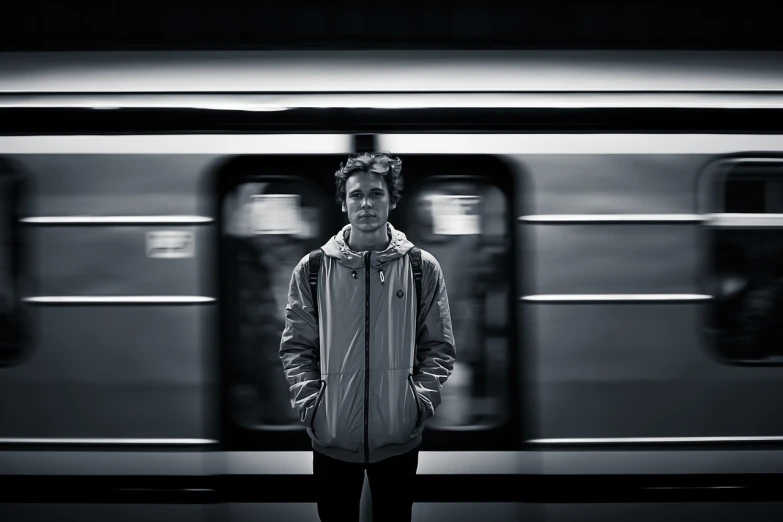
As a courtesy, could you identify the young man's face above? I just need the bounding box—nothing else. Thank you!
[342,171,395,233]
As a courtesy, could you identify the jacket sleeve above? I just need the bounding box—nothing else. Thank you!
[412,251,457,420]
[279,255,322,426]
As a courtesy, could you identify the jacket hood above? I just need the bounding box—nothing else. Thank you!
[321,222,414,269]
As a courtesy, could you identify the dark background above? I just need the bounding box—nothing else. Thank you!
[1,1,782,51]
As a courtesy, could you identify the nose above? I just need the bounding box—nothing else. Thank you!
[361,197,372,209]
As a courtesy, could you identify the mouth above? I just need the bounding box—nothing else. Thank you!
[358,214,375,218]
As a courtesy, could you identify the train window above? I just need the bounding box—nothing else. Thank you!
[221,176,334,430]
[704,159,783,364]
[395,178,510,432]
[0,159,26,367]
[218,155,518,451]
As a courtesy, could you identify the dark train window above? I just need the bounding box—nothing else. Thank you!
[704,159,783,364]
[395,178,511,432]
[221,176,334,430]
[218,155,519,451]
[0,159,26,367]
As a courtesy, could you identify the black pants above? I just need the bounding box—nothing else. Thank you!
[313,448,419,522]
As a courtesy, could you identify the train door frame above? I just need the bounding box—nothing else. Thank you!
[213,153,525,453]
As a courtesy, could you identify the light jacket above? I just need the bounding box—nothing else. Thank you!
[279,222,456,463]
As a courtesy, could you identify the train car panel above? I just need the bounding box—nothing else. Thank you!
[538,448,783,475]
[221,501,530,522]
[0,450,213,475]
[0,505,211,522]
[13,155,218,217]
[542,503,783,522]
[526,224,703,295]
[518,155,707,216]
[29,225,211,297]
[530,295,783,439]
[0,305,215,438]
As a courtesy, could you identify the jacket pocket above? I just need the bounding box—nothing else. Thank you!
[308,380,326,441]
[408,374,423,432]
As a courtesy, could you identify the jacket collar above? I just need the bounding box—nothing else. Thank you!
[321,222,414,269]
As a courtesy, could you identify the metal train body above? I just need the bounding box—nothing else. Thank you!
[1,51,783,521]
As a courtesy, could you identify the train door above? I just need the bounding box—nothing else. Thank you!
[390,155,521,450]
[219,156,344,441]
[218,155,347,522]
[216,153,524,521]
[388,154,525,521]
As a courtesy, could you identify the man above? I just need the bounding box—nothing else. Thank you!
[279,152,456,522]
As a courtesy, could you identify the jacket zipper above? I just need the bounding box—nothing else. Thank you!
[364,252,371,463]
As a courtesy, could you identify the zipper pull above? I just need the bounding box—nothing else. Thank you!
[379,269,385,285]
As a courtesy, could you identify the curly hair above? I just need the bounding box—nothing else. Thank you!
[334,152,404,207]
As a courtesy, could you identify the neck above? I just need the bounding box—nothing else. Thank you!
[347,224,390,252]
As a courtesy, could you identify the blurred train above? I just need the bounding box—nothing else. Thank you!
[2,51,783,521]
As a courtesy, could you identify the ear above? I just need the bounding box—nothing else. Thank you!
[341,203,347,213]
[390,202,396,210]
